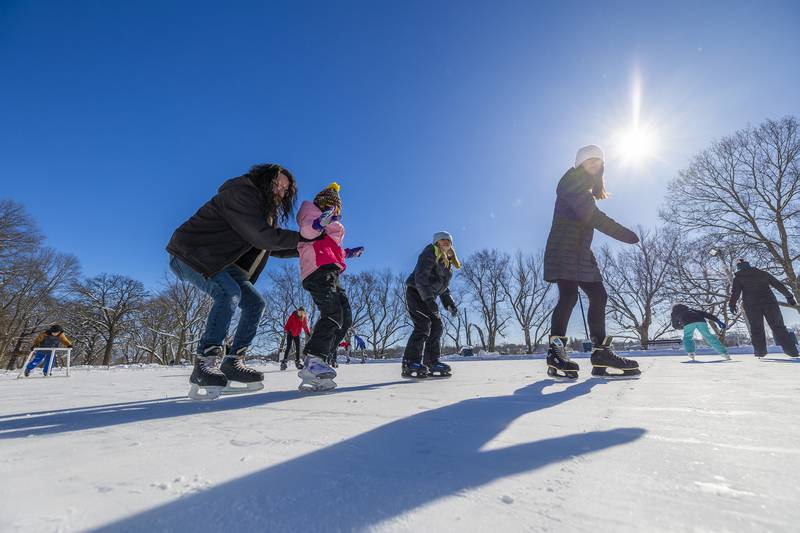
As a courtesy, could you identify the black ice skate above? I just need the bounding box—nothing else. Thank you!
[590,336,641,378]
[280,360,288,371]
[546,336,579,380]
[295,358,304,370]
[188,346,228,400]
[401,360,429,379]
[220,347,264,395]
[426,360,452,377]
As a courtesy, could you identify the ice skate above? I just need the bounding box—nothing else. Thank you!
[590,336,641,378]
[280,360,288,371]
[188,346,228,400]
[401,360,429,379]
[219,347,264,395]
[687,352,696,361]
[298,354,337,392]
[721,353,731,361]
[547,336,579,380]
[426,360,451,377]
[295,358,304,370]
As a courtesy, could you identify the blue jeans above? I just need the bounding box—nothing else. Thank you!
[26,350,55,374]
[169,256,266,354]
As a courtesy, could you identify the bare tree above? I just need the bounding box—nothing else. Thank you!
[442,282,467,351]
[348,270,408,356]
[460,249,511,352]
[600,227,680,347]
[1,248,80,368]
[664,236,750,343]
[500,250,554,353]
[71,274,149,365]
[159,275,212,362]
[258,265,315,354]
[662,116,800,299]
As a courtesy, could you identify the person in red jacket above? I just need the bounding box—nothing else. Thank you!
[282,307,311,370]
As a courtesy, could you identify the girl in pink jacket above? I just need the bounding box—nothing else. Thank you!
[296,182,364,391]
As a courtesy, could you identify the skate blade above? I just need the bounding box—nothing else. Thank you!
[427,372,452,378]
[188,384,225,400]
[221,382,265,395]
[298,379,336,392]
[591,366,641,379]
[547,366,578,380]
[401,371,428,379]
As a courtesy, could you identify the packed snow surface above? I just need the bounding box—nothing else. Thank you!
[1,353,798,532]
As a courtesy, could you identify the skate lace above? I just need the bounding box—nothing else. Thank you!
[234,358,260,375]
[200,357,225,376]
[552,343,571,361]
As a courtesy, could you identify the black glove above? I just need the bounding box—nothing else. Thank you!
[424,298,440,318]
[729,302,737,314]
[788,296,797,307]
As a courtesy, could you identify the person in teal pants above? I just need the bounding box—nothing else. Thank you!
[671,304,730,361]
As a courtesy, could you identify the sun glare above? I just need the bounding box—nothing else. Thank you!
[611,70,661,165]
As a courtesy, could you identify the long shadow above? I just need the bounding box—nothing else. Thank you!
[759,358,800,363]
[95,379,645,533]
[0,381,409,439]
[680,360,740,364]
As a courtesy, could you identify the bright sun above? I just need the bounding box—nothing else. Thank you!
[612,71,661,165]
[617,126,658,162]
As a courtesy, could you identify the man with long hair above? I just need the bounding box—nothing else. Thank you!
[167,163,307,399]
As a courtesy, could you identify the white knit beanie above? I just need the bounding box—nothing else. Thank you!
[574,145,604,168]
[433,231,453,244]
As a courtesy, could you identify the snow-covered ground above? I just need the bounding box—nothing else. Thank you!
[1,352,799,533]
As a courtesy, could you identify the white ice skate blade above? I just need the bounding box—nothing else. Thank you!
[221,382,264,395]
[188,384,225,400]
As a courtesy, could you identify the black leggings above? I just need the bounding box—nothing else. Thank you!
[283,334,301,363]
[550,280,608,342]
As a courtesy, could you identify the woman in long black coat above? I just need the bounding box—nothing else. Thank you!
[542,145,641,378]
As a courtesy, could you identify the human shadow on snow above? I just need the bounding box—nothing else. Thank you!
[0,381,408,439]
[94,379,645,533]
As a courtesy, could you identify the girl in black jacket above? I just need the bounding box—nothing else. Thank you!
[402,231,460,378]
[542,145,641,379]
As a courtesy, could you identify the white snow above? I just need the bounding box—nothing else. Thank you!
[1,353,799,532]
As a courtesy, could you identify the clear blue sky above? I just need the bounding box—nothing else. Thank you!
[2,1,799,337]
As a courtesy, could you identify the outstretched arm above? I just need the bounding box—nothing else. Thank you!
[569,191,639,244]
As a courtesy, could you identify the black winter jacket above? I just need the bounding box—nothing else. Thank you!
[406,245,456,308]
[543,167,638,283]
[166,176,300,284]
[671,304,721,330]
[729,265,793,308]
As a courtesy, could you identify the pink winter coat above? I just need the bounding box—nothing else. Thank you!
[297,200,347,280]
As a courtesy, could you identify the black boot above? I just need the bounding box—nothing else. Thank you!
[295,358,304,370]
[220,347,264,383]
[426,360,452,377]
[220,347,264,394]
[188,346,228,400]
[590,336,640,377]
[547,336,579,380]
[401,360,429,378]
[280,360,288,371]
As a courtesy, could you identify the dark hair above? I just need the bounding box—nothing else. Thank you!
[48,324,63,334]
[244,164,297,225]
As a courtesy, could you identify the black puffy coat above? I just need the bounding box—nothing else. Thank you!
[543,167,639,283]
[405,244,456,308]
[671,304,721,330]
[729,265,794,307]
[166,176,299,283]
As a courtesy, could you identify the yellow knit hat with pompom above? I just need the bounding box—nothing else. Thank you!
[314,182,342,213]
